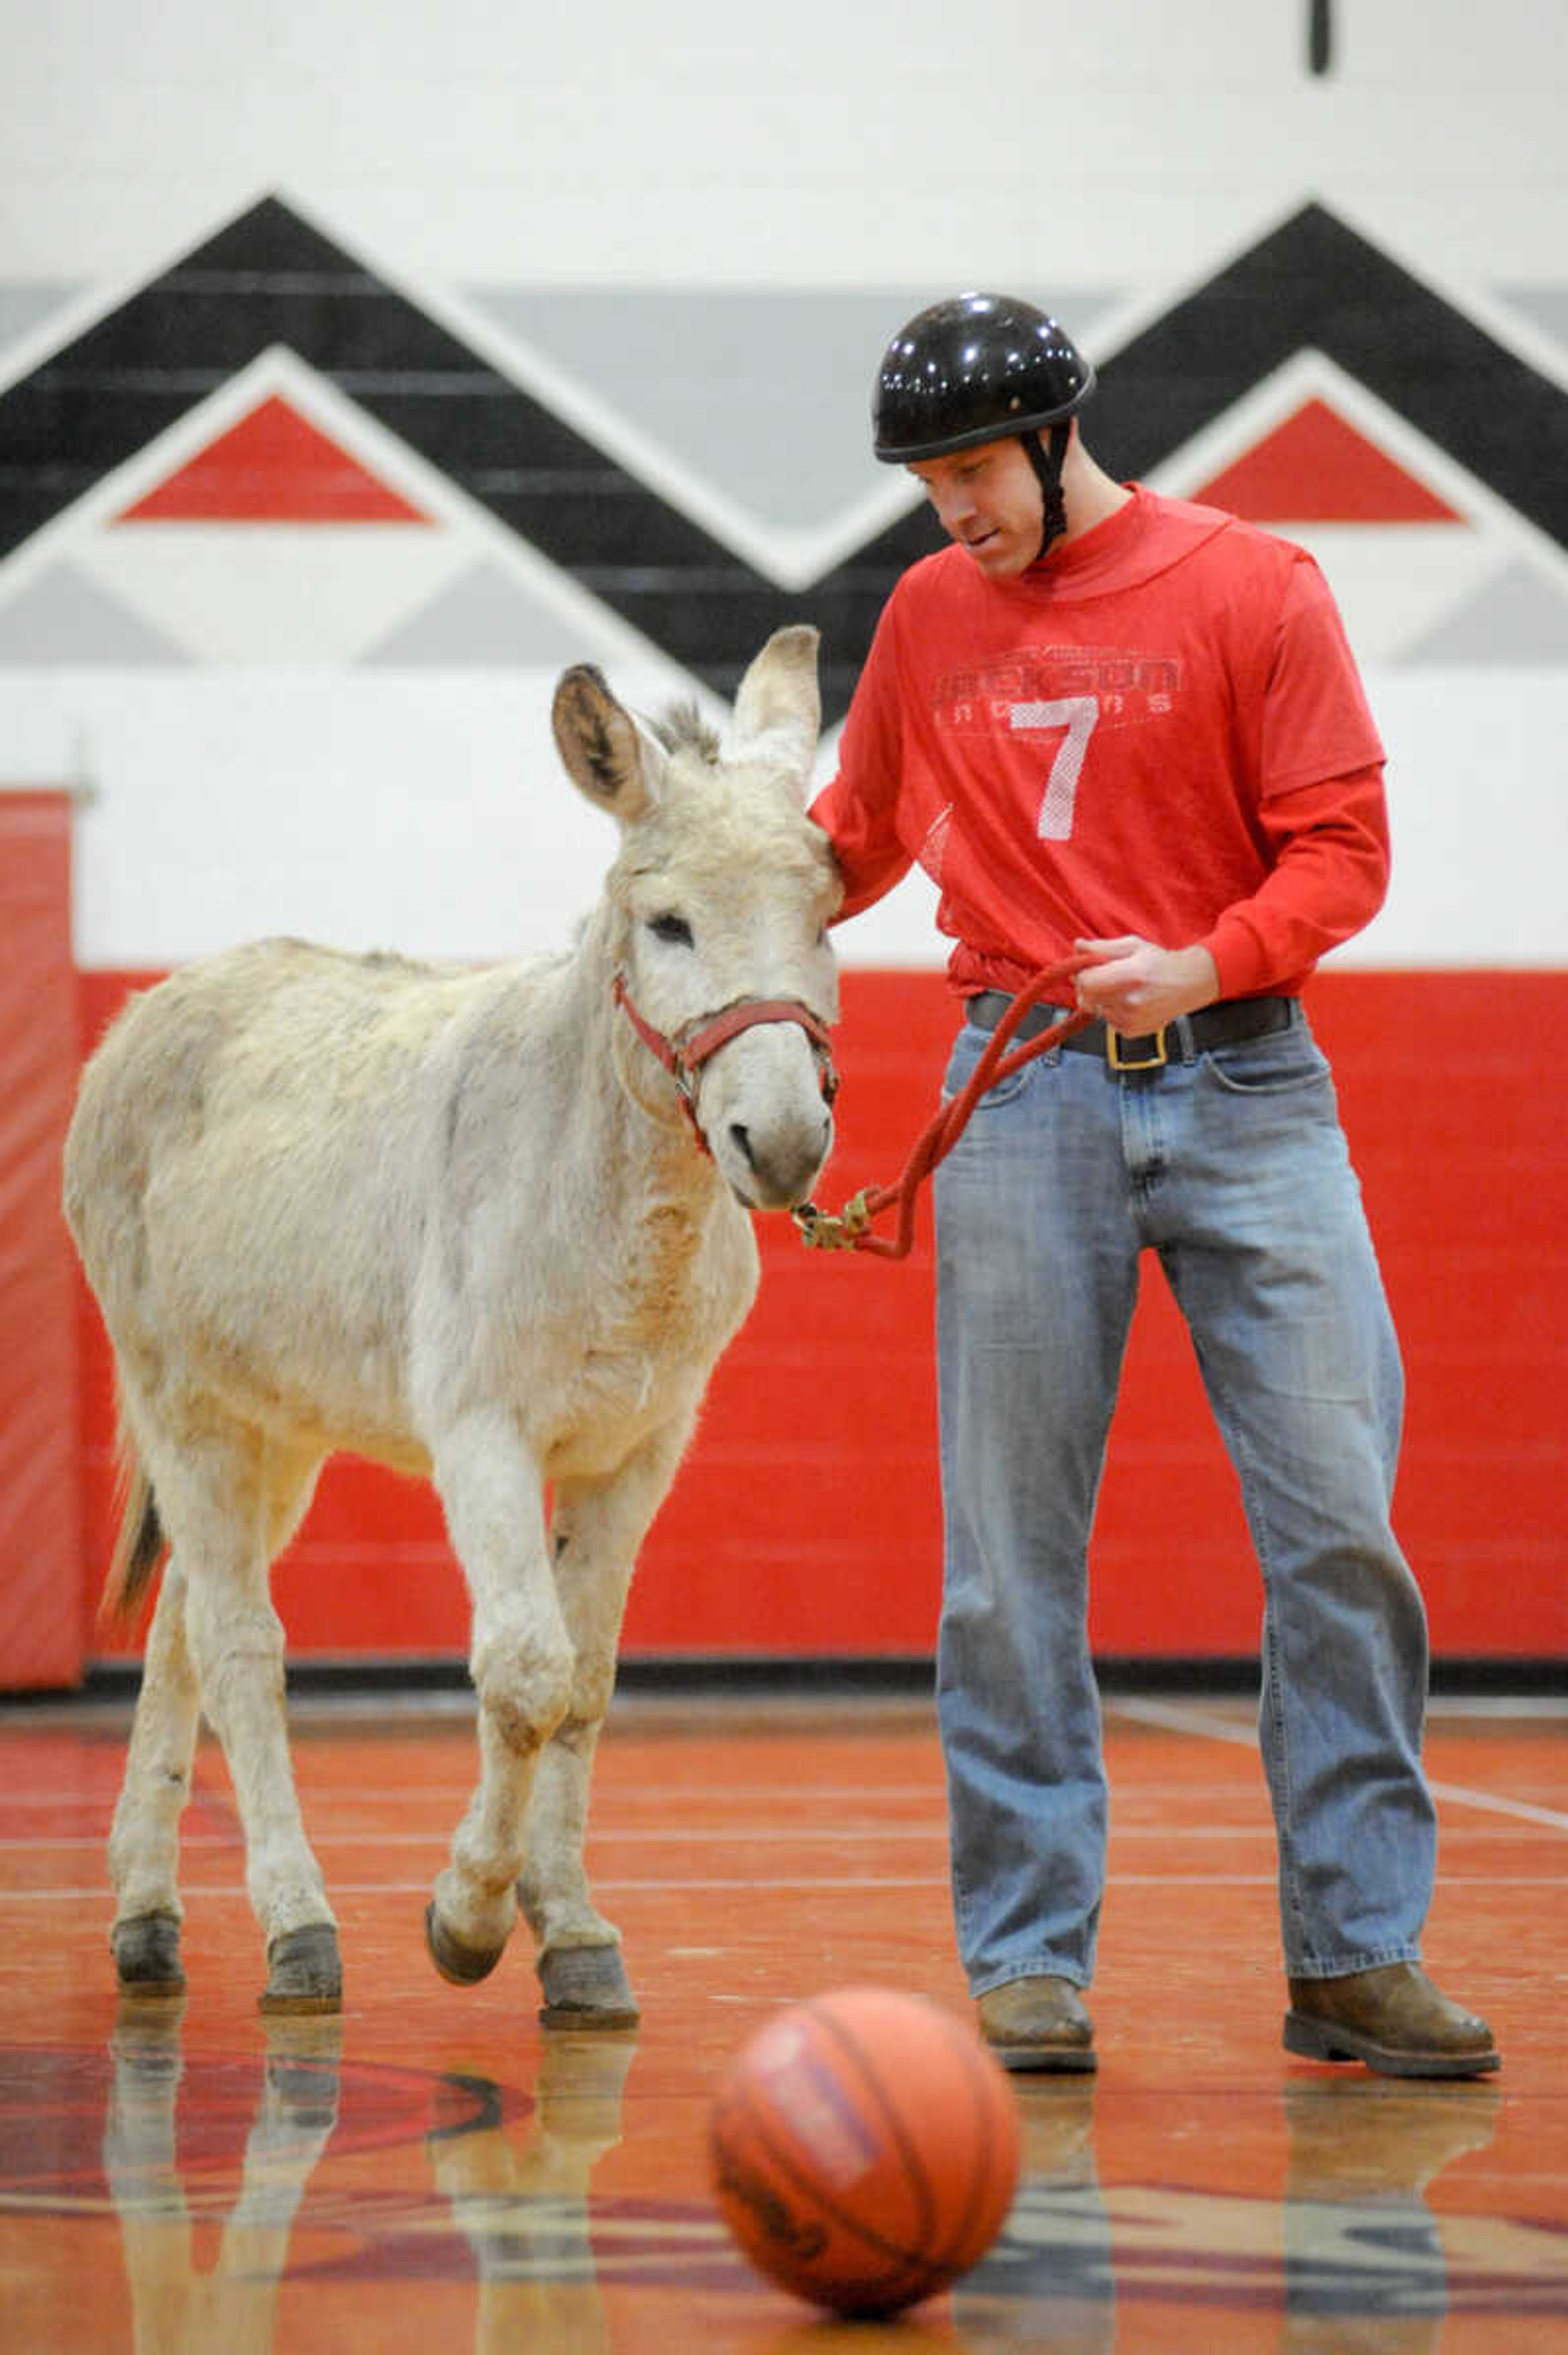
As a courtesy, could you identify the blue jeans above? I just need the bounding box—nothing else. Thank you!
[933,1004,1437,1996]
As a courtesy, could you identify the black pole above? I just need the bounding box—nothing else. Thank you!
[1308,0,1333,74]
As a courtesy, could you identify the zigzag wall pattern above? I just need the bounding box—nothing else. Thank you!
[1,197,1564,720]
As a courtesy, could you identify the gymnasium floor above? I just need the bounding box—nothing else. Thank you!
[3,1685,1566,2351]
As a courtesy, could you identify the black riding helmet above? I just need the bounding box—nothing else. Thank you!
[872,292,1096,559]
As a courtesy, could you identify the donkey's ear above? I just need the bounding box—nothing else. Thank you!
[552,665,665,823]
[728,624,821,795]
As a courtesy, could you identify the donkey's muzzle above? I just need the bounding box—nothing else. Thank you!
[612,974,838,1181]
[726,1109,834,1213]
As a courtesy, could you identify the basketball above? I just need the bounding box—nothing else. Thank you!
[708,1985,1022,2316]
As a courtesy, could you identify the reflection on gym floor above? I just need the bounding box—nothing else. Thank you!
[3,1693,1564,2351]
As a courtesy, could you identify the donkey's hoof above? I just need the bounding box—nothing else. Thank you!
[112,1909,186,1999]
[537,1942,640,2031]
[260,1923,342,2015]
[424,1900,505,1987]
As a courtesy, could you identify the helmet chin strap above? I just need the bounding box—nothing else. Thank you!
[1021,423,1069,561]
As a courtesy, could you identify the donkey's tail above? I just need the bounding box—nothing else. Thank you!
[100,1452,168,1629]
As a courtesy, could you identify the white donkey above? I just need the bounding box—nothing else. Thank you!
[65,625,840,2024]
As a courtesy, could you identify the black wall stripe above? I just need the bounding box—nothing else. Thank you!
[0,196,1563,722]
[1092,204,1568,551]
[1308,0,1333,75]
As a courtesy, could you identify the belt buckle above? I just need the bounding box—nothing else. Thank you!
[1107,1025,1167,1071]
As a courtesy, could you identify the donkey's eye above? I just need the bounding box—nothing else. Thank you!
[648,912,693,947]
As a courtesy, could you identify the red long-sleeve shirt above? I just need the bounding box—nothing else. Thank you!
[810,486,1389,1000]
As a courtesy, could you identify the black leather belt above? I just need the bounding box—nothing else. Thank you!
[965,989,1296,1071]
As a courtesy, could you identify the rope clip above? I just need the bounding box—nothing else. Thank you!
[792,1190,874,1252]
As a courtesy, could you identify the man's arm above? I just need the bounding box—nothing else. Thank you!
[1075,760,1390,1021]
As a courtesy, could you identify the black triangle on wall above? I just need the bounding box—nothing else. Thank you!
[1091,202,1567,550]
[0,196,866,709]
[0,194,1562,722]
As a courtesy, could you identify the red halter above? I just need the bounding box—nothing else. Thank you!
[612,974,839,1155]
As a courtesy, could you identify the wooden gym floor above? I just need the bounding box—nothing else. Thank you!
[3,1685,1566,2351]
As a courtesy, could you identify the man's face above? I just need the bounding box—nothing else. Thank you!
[907,436,1043,577]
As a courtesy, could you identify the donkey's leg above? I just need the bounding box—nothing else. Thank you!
[109,1561,201,1997]
[426,1410,573,1985]
[518,1419,692,2027]
[170,1430,340,2012]
[251,1445,337,2012]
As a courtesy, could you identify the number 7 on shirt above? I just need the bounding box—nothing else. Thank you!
[1009,697,1098,841]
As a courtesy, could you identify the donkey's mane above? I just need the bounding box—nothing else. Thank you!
[650,701,720,763]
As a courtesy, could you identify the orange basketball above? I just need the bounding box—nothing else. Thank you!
[708,1984,1022,2316]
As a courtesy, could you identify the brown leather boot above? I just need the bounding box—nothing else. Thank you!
[1284,1962,1499,2079]
[976,1976,1096,2074]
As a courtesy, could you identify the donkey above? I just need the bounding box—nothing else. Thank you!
[65,624,840,2024]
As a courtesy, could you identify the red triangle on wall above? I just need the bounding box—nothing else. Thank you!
[1192,397,1461,524]
[118,394,429,523]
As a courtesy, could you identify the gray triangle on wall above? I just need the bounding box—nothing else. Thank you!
[0,560,192,664]
[1494,285,1568,355]
[463,289,1125,531]
[0,282,86,367]
[1401,557,1568,666]
[357,557,602,668]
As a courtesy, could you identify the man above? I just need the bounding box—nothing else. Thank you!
[809,292,1497,2079]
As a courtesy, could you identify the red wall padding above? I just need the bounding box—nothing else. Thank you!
[76,966,1568,1669]
[0,795,84,1687]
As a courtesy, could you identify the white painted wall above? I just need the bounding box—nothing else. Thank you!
[0,666,1557,970]
[4,0,1563,283]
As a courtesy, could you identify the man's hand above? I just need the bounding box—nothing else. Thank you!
[1072,937,1221,1034]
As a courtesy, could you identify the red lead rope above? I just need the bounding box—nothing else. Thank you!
[793,956,1094,1261]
